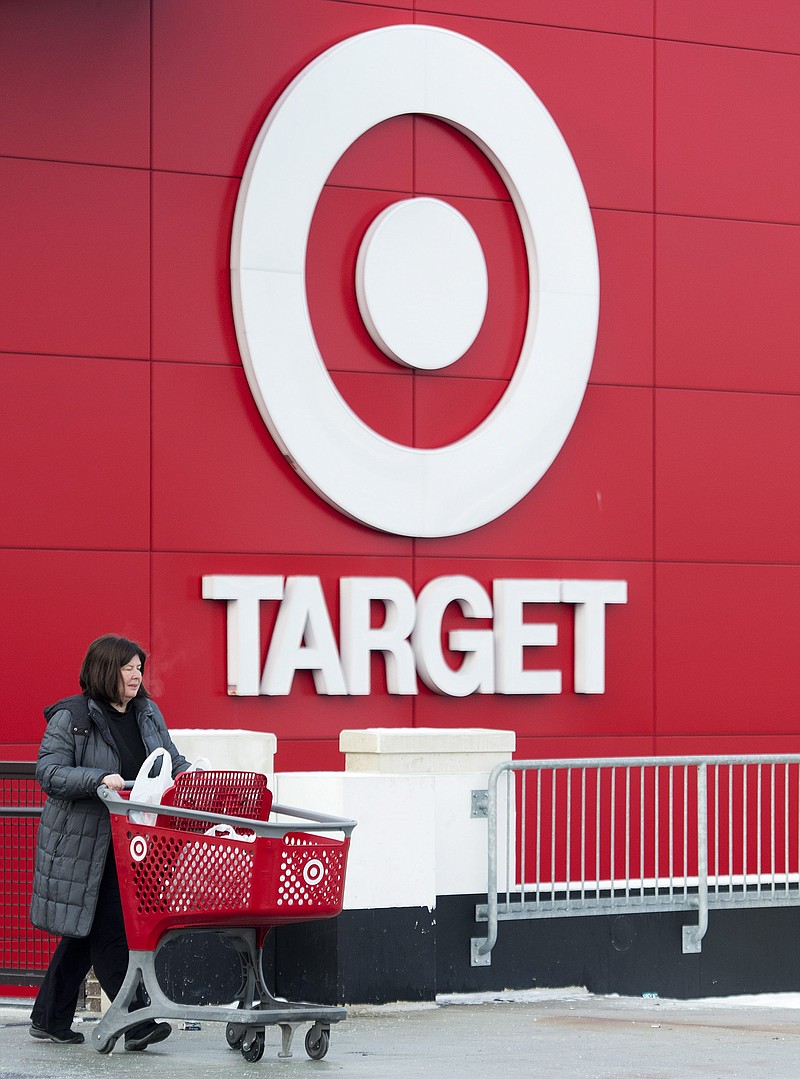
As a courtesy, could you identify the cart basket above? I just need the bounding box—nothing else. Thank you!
[102,772,354,953]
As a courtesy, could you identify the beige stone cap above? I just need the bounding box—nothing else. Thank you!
[340,727,516,771]
[340,728,515,755]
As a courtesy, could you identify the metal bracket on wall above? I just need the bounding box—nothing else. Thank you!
[471,789,489,818]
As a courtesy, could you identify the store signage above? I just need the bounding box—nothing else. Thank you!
[203,575,627,698]
[231,25,599,538]
[219,30,613,699]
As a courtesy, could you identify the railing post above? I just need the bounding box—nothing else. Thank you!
[471,762,503,966]
[683,762,709,953]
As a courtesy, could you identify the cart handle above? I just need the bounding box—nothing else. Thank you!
[98,785,357,839]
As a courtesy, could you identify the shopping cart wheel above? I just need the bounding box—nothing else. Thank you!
[96,1036,117,1055]
[225,1022,245,1050]
[241,1030,265,1063]
[304,1026,330,1060]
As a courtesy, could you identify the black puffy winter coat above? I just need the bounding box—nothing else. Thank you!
[30,694,189,938]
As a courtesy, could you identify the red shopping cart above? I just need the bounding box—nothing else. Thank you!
[93,770,356,1062]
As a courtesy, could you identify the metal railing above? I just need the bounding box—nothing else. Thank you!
[471,756,800,966]
[0,763,53,983]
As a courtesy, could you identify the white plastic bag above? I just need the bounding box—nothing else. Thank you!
[203,823,256,843]
[184,756,211,773]
[130,747,173,825]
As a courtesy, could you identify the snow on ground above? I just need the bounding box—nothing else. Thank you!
[435,987,800,1010]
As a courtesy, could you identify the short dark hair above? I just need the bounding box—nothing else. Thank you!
[79,634,151,705]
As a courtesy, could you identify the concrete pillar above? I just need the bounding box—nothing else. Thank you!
[272,728,515,1003]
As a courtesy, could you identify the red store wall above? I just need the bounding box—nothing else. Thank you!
[1,1,799,772]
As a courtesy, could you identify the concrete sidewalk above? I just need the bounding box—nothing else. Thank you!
[2,989,800,1078]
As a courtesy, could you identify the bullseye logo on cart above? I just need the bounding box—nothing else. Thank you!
[130,836,148,862]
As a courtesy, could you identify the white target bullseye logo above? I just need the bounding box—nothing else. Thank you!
[231,25,599,538]
[130,836,148,862]
[302,858,326,887]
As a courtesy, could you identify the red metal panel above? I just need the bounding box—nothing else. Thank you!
[415,13,654,211]
[152,0,410,177]
[325,115,414,192]
[0,550,150,744]
[655,388,800,564]
[417,0,653,36]
[0,355,150,550]
[275,739,345,774]
[0,0,149,167]
[421,385,654,561]
[592,209,654,388]
[657,0,800,53]
[657,41,800,223]
[328,370,414,446]
[413,376,508,450]
[656,215,800,395]
[0,159,149,359]
[655,563,800,736]
[414,116,513,203]
[151,362,411,555]
[516,736,656,761]
[658,735,800,757]
[152,173,241,364]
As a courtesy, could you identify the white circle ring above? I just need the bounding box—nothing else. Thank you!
[130,836,148,863]
[231,25,599,538]
[302,858,325,886]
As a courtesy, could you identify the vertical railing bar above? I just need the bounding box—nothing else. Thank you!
[624,766,631,897]
[595,767,601,905]
[692,762,709,949]
[728,764,734,896]
[535,767,542,908]
[566,767,572,901]
[639,766,645,899]
[654,765,660,896]
[473,761,501,963]
[713,763,719,897]
[785,763,791,895]
[665,768,669,902]
[580,768,587,904]
[743,764,748,887]
[550,768,557,907]
[757,765,762,891]
[610,767,616,896]
[505,768,514,909]
[681,765,688,897]
[770,762,776,897]
[794,763,798,897]
[520,768,527,907]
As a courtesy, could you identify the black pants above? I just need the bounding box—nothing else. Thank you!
[31,853,133,1032]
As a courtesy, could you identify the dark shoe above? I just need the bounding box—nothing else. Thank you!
[29,1024,84,1044]
[125,1021,172,1052]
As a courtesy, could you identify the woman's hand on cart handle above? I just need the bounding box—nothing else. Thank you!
[100,773,125,791]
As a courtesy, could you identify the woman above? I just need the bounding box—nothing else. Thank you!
[29,634,190,1049]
